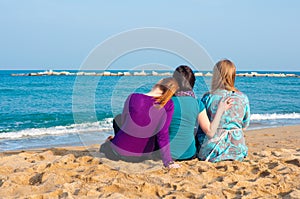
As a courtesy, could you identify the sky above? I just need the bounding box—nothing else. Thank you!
[0,0,299,71]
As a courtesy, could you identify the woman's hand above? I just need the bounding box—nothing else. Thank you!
[166,161,181,169]
[218,97,233,112]
[105,135,114,142]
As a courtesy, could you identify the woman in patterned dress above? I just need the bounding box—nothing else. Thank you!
[197,59,251,162]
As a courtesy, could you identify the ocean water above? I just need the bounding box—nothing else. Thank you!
[0,70,300,151]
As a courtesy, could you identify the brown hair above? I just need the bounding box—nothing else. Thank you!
[211,59,238,92]
[173,65,195,91]
[153,77,179,108]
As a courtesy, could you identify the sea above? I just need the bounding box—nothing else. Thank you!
[1,70,300,151]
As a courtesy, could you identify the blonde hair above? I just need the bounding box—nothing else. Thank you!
[153,77,179,108]
[211,59,238,92]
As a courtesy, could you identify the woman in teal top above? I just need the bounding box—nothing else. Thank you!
[197,59,250,162]
[169,66,232,160]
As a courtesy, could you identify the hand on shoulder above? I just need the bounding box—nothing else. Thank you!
[218,97,233,112]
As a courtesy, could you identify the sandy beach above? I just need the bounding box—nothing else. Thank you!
[0,125,299,199]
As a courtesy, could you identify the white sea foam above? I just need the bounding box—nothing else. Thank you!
[251,112,300,120]
[1,113,300,140]
[0,118,113,139]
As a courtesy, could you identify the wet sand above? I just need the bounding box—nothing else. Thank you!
[0,125,300,198]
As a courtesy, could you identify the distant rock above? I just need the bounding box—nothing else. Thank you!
[194,72,203,76]
[10,70,300,78]
[123,72,131,76]
[103,71,111,76]
[204,72,213,77]
[133,71,147,76]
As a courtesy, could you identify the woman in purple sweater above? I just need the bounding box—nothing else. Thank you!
[100,77,180,168]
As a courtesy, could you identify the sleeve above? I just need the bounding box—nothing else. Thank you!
[201,92,210,110]
[156,101,174,167]
[198,99,205,113]
[242,95,251,129]
[196,95,208,147]
[121,94,132,125]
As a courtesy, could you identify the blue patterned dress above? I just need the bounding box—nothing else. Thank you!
[197,89,250,162]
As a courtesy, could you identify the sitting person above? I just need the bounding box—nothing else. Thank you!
[100,77,180,168]
[197,59,250,162]
[169,65,232,160]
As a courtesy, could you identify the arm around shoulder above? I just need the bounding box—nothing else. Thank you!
[198,97,233,138]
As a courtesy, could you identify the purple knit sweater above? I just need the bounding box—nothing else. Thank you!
[111,93,174,166]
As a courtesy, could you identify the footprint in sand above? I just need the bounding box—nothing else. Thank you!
[267,161,279,169]
[285,159,300,167]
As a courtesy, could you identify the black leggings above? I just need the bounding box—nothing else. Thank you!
[112,114,122,135]
[100,114,161,162]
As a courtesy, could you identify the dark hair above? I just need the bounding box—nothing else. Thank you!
[172,65,195,91]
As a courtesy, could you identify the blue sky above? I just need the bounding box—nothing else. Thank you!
[0,0,299,71]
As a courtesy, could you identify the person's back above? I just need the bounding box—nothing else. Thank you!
[169,66,203,160]
[111,93,174,157]
[202,90,250,130]
[197,59,250,162]
[100,77,181,168]
[169,95,200,160]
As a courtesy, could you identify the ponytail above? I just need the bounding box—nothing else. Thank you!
[153,77,179,109]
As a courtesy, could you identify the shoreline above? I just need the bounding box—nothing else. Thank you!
[1,124,299,153]
[2,125,299,155]
[0,125,299,198]
[2,124,299,154]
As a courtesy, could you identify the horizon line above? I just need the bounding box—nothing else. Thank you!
[1,69,300,72]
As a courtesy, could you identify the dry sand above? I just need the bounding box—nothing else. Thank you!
[0,125,300,199]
